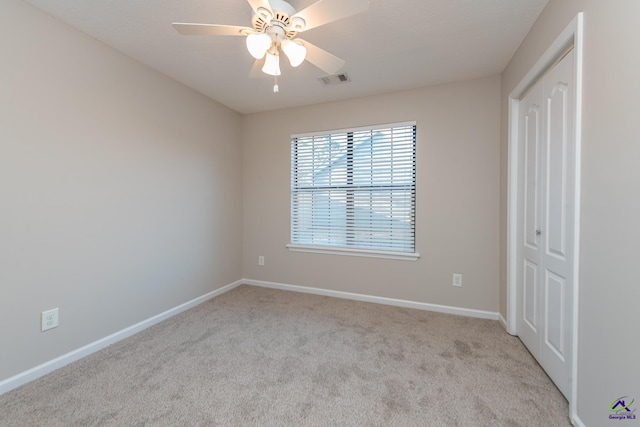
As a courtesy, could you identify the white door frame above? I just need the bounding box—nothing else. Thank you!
[506,13,583,421]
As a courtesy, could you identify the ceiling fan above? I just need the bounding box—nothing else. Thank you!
[172,0,369,91]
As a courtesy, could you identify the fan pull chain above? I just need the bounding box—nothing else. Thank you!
[273,32,280,93]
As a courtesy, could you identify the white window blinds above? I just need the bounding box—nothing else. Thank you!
[290,122,416,254]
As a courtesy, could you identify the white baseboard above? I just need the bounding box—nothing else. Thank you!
[243,279,500,321]
[499,313,508,331]
[1,279,501,396]
[571,412,586,427]
[0,280,242,396]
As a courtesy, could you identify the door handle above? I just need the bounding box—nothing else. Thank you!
[536,229,542,236]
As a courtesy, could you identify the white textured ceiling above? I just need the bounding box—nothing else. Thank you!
[22,0,548,114]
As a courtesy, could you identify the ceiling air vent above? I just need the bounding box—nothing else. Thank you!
[318,73,351,86]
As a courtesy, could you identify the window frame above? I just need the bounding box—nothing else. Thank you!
[287,121,420,261]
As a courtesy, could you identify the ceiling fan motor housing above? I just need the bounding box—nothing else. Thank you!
[252,0,302,40]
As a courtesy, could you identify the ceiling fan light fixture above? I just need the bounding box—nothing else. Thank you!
[246,32,272,59]
[281,39,307,67]
[262,52,281,76]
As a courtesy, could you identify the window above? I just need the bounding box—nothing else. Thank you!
[288,122,418,260]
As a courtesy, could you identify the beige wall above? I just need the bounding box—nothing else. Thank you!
[501,0,640,424]
[243,76,501,313]
[0,0,243,381]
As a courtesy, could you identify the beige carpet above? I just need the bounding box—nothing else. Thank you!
[0,285,571,426]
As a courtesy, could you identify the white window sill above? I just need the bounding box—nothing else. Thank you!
[286,244,420,261]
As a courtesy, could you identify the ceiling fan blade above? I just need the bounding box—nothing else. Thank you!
[290,0,369,32]
[298,39,345,75]
[172,23,252,36]
[249,58,267,78]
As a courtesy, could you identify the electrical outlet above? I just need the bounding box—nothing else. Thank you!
[258,256,265,266]
[453,273,463,288]
[41,308,59,331]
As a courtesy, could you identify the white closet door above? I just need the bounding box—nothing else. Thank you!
[517,49,575,399]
